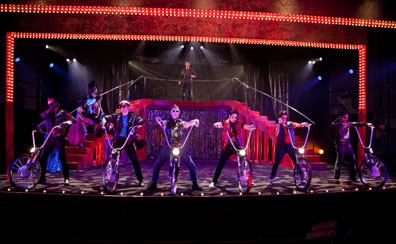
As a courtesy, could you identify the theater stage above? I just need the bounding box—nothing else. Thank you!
[1,160,395,243]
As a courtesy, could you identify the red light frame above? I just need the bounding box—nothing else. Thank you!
[1,4,395,29]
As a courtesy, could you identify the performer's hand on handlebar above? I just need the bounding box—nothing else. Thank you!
[301,122,310,127]
[60,120,72,128]
[249,124,256,130]
[178,81,181,86]
[367,122,374,128]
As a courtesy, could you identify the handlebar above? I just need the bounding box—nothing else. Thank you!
[353,124,375,149]
[103,125,139,151]
[222,125,256,152]
[286,123,312,150]
[32,121,72,151]
[158,119,197,149]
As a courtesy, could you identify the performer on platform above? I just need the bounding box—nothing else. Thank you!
[331,111,372,184]
[147,104,202,191]
[102,100,145,186]
[67,97,88,148]
[268,110,309,185]
[209,110,255,188]
[178,61,196,101]
[38,98,75,185]
[86,81,104,136]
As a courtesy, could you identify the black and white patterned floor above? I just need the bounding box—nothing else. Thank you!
[1,159,395,197]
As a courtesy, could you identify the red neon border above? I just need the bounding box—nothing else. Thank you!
[1,4,395,29]
[4,32,367,165]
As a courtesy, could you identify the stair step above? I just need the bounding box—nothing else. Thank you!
[82,140,96,147]
[66,154,85,162]
[65,147,88,154]
[304,154,323,162]
[86,134,104,140]
[67,161,81,170]
[310,162,328,171]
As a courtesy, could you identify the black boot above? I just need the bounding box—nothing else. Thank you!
[147,182,157,191]
[192,182,202,191]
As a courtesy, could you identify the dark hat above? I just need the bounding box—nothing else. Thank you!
[88,80,97,94]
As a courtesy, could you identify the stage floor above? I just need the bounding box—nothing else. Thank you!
[1,159,395,196]
[2,160,396,243]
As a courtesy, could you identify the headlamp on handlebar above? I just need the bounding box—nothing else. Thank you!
[111,149,118,154]
[239,149,246,157]
[172,148,180,156]
[298,148,305,154]
[30,147,36,153]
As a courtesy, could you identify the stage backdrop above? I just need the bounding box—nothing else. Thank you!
[146,108,228,160]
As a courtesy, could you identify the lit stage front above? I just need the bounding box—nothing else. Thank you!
[1,159,395,243]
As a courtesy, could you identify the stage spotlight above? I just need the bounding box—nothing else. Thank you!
[317,76,322,80]
[181,45,184,48]
[190,46,194,50]
[73,58,77,62]
[349,69,354,74]
[49,63,54,68]
[66,58,70,62]
[319,149,324,155]
[45,45,49,49]
[15,57,21,62]
[200,46,204,50]
[319,57,323,61]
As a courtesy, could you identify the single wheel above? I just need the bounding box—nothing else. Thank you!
[237,158,253,195]
[102,158,119,194]
[7,154,41,190]
[170,161,179,196]
[294,157,312,192]
[359,156,388,188]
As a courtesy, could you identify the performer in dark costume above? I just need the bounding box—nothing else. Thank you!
[147,104,202,191]
[38,98,75,185]
[178,61,196,101]
[269,110,309,185]
[102,100,145,186]
[331,111,372,184]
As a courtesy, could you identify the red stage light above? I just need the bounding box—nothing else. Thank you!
[1,4,396,29]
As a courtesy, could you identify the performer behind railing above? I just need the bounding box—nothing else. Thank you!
[178,61,196,101]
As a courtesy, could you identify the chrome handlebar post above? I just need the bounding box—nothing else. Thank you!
[287,124,312,150]
[354,124,375,149]
[223,126,256,152]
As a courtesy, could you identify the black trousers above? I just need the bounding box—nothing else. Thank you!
[151,145,197,184]
[212,144,240,184]
[113,137,143,181]
[181,83,192,101]
[334,143,356,179]
[39,135,69,181]
[270,144,297,180]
